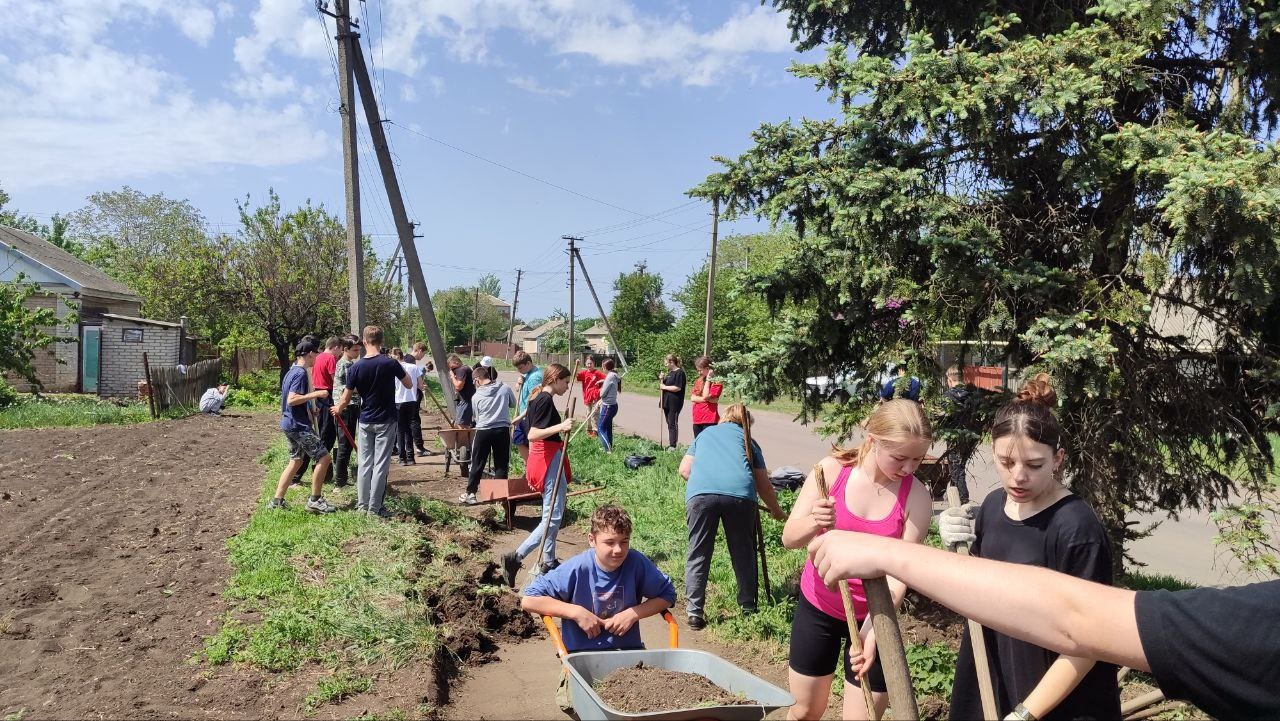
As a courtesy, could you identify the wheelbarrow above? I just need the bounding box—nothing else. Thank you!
[542,613,794,721]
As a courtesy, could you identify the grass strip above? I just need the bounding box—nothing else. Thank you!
[203,441,483,714]
[0,395,157,429]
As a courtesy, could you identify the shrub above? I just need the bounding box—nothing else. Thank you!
[0,377,19,409]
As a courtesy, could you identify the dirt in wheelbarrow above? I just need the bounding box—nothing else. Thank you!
[594,662,754,714]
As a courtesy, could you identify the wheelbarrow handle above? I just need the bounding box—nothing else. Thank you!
[542,610,681,660]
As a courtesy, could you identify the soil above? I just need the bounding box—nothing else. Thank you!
[0,406,531,720]
[594,662,752,714]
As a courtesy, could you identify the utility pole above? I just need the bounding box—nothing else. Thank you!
[347,34,456,407]
[703,195,719,358]
[505,269,523,359]
[563,235,580,361]
[470,286,480,357]
[572,247,628,372]
[334,0,364,333]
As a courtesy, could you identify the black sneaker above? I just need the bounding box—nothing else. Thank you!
[537,558,562,576]
[371,507,394,520]
[686,615,706,630]
[500,551,520,588]
[416,448,435,457]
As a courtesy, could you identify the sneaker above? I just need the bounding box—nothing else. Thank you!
[500,551,520,588]
[334,480,349,488]
[267,497,287,510]
[306,497,338,514]
[371,507,394,520]
[465,493,478,505]
[686,615,706,630]
[537,558,561,576]
[417,448,435,457]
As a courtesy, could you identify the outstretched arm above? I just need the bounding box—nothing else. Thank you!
[807,533,1148,671]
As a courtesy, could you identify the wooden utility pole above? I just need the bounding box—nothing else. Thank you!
[572,248,628,372]
[702,195,719,358]
[470,286,480,357]
[505,269,523,358]
[563,235,580,360]
[334,0,364,334]
[348,38,456,406]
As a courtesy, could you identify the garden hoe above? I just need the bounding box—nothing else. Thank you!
[946,484,998,719]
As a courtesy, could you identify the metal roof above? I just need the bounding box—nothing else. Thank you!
[0,224,138,300]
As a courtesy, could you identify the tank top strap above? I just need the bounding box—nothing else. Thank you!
[830,464,853,504]
[895,473,914,508]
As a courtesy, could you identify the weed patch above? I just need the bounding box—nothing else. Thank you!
[0,394,154,429]
[204,441,531,711]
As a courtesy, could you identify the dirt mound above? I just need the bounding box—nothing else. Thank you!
[901,590,965,647]
[594,662,752,714]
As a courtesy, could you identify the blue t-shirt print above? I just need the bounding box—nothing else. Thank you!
[280,364,311,432]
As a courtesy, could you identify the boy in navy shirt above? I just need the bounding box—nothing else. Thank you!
[268,338,338,513]
[521,504,676,652]
[334,325,411,518]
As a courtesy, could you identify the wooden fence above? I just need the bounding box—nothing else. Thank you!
[146,357,221,414]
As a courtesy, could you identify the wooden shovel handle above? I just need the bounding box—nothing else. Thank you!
[946,485,999,720]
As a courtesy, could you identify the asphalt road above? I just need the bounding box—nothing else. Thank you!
[499,371,1262,587]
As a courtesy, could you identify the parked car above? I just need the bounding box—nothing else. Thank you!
[805,366,894,402]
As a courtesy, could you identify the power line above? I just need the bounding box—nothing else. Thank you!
[574,200,700,237]
[385,119,707,233]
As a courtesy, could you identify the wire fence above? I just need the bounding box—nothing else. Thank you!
[148,358,221,414]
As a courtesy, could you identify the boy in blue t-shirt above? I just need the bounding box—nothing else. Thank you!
[521,504,676,653]
[268,338,339,513]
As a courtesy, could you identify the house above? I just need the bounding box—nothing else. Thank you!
[508,323,532,346]
[1,224,192,395]
[582,323,611,353]
[520,317,566,354]
[484,293,511,321]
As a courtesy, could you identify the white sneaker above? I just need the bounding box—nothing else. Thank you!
[458,492,469,503]
[464,493,478,505]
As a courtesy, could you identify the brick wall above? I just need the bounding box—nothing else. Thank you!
[99,318,180,398]
[6,292,80,392]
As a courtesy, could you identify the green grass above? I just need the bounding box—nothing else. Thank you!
[0,394,155,429]
[202,442,488,713]
[1119,571,1197,592]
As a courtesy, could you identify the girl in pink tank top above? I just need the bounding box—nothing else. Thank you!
[781,399,935,721]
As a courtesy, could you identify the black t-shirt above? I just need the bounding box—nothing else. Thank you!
[346,354,407,425]
[526,391,562,443]
[1136,580,1280,719]
[453,365,475,401]
[950,490,1121,721]
[661,368,686,409]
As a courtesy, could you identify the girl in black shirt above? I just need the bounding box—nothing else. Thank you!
[947,375,1121,721]
[658,354,686,448]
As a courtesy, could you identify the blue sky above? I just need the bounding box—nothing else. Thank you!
[0,0,833,321]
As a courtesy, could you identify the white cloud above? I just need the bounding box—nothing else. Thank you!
[507,74,572,97]
[234,0,330,72]
[400,83,418,102]
[0,1,329,190]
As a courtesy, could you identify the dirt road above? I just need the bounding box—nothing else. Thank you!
[499,371,1260,586]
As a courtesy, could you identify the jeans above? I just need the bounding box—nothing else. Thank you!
[333,403,359,484]
[664,403,682,448]
[356,420,396,513]
[684,493,759,619]
[396,401,419,463]
[456,398,474,427]
[516,447,569,563]
[598,403,618,452]
[466,426,511,494]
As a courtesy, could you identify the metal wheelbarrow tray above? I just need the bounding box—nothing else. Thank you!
[563,648,794,721]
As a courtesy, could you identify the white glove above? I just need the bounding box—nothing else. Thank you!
[938,502,977,547]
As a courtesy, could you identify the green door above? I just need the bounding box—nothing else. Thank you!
[82,326,101,394]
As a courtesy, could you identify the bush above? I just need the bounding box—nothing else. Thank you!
[906,642,958,697]
[0,377,19,409]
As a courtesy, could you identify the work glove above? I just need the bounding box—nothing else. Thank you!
[938,502,978,547]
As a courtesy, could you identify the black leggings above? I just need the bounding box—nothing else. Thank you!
[664,404,682,448]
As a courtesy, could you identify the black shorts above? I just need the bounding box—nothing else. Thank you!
[789,592,887,691]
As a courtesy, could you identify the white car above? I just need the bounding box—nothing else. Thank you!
[805,366,894,402]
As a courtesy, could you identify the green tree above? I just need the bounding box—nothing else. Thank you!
[477,273,502,299]
[0,274,76,390]
[693,0,1280,571]
[68,187,229,341]
[429,286,508,349]
[0,184,79,256]
[221,191,350,376]
[609,262,674,358]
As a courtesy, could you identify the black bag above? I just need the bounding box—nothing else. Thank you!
[624,454,656,470]
[770,465,805,492]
